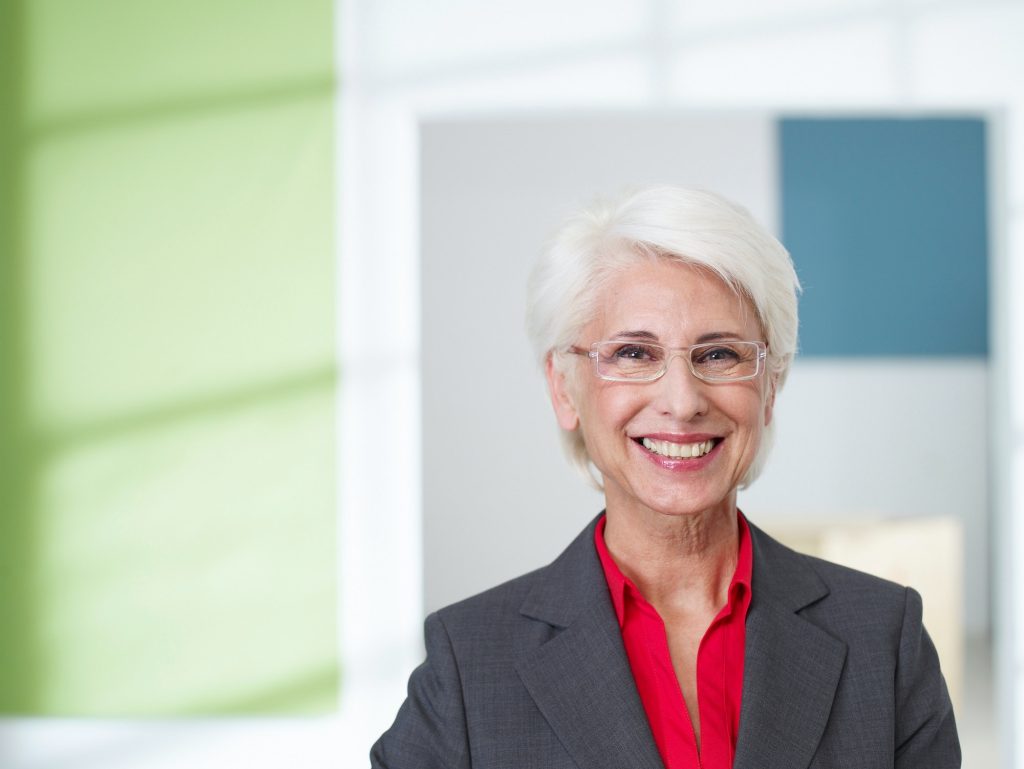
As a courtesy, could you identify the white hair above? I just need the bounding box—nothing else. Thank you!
[525,185,801,489]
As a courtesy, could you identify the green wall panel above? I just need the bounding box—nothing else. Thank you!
[26,99,335,428]
[2,0,338,715]
[26,0,334,123]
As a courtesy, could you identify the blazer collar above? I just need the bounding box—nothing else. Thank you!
[514,515,848,769]
[734,522,848,769]
[516,514,665,769]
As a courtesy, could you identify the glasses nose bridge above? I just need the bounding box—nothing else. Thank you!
[660,346,699,381]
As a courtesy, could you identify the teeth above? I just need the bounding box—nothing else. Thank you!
[641,437,714,459]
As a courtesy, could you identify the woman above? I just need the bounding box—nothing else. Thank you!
[371,186,960,768]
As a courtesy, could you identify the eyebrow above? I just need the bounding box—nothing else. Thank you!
[609,330,746,343]
[695,331,746,343]
[609,330,659,341]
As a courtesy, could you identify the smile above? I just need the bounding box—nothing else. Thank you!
[640,437,716,459]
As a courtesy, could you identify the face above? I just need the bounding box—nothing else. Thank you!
[546,259,774,520]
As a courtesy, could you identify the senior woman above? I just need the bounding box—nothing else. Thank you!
[371,186,960,768]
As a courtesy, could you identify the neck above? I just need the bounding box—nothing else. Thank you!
[602,497,740,614]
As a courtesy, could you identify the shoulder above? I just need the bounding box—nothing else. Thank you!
[433,564,546,633]
[748,519,909,598]
[746,520,960,760]
[431,515,607,656]
[747,520,912,636]
[805,548,909,604]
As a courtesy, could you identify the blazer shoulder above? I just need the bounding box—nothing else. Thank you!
[434,563,547,628]
[804,550,909,599]
[751,520,908,595]
[750,521,911,629]
[435,513,606,634]
[426,560,577,671]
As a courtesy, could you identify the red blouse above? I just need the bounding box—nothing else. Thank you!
[594,514,753,769]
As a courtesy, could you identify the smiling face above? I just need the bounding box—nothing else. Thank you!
[547,258,775,521]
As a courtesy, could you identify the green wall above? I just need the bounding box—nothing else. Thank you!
[1,0,338,715]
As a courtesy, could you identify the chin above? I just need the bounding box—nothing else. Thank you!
[639,488,735,518]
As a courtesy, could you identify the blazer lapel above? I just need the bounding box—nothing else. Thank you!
[515,516,664,769]
[512,516,847,769]
[734,523,848,769]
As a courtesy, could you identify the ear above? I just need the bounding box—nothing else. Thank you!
[545,353,580,431]
[763,374,777,427]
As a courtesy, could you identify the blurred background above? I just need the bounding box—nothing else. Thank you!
[1,0,1022,767]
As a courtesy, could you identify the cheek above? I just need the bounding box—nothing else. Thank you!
[596,386,646,424]
[725,388,769,435]
[578,386,642,439]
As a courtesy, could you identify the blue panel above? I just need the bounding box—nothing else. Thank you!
[781,118,988,356]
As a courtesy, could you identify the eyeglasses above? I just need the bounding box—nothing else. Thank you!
[567,340,767,383]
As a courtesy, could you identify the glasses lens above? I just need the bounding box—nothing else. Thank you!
[690,342,761,380]
[595,341,665,380]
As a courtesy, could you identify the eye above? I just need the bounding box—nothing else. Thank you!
[693,344,747,372]
[612,343,661,361]
[696,345,742,363]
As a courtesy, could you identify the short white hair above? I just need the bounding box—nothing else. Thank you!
[525,185,801,488]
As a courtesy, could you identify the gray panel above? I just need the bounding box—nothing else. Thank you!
[420,113,777,611]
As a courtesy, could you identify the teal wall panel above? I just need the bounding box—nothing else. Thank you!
[781,117,988,357]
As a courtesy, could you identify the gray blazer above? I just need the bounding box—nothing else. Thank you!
[371,516,960,768]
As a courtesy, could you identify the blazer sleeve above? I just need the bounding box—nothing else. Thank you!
[894,587,961,768]
[370,612,471,769]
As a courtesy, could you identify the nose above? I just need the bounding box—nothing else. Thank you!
[651,352,709,419]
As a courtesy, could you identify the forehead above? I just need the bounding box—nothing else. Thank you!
[588,259,760,340]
